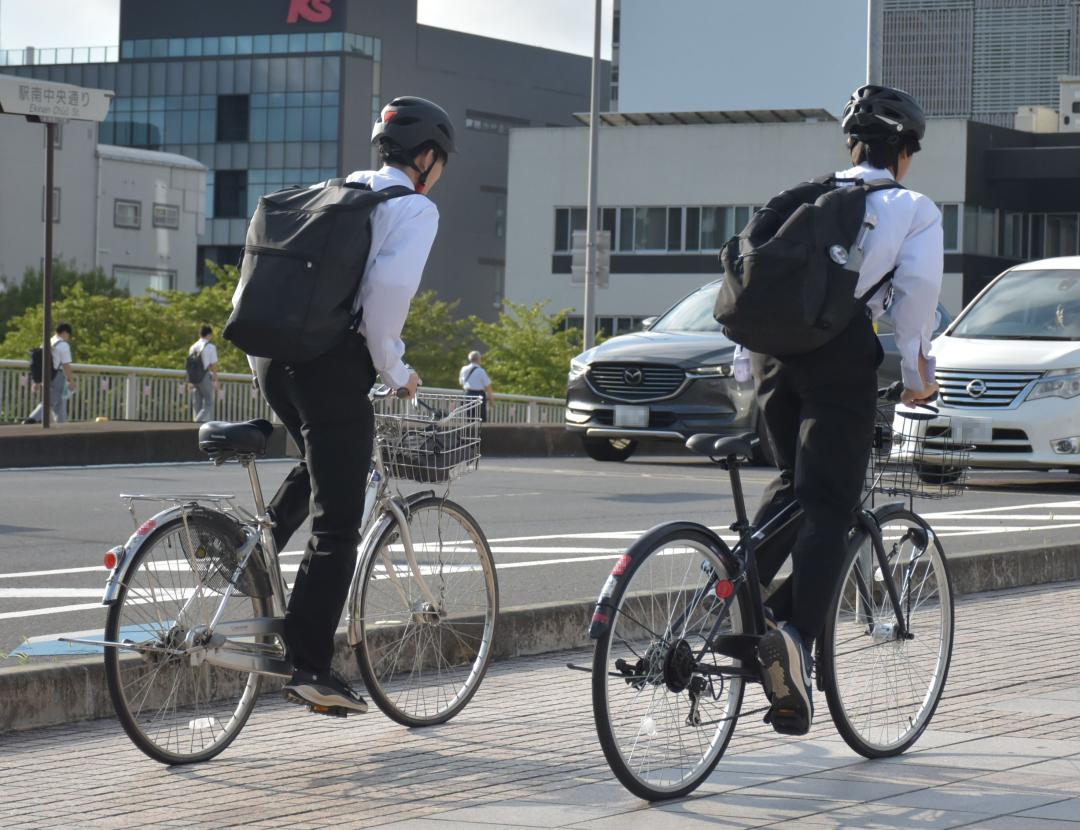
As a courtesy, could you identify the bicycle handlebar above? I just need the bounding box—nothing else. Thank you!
[370,384,413,400]
[878,381,939,413]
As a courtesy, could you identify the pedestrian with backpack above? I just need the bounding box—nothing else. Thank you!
[713,85,942,736]
[186,324,219,423]
[225,96,452,714]
[459,350,493,421]
[25,322,76,424]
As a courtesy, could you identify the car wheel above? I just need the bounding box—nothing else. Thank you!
[582,436,638,462]
[915,463,964,486]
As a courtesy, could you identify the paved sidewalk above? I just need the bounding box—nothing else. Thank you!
[2,582,1080,829]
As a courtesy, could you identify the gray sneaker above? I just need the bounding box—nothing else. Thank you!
[283,667,368,715]
[758,622,813,735]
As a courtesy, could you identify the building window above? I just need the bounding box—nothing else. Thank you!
[152,203,180,229]
[1002,212,1024,259]
[114,199,140,229]
[40,187,61,224]
[941,204,960,252]
[464,109,529,135]
[699,207,729,250]
[963,205,997,256]
[634,207,667,251]
[217,94,250,142]
[214,171,248,218]
[113,266,174,296]
[1044,213,1079,258]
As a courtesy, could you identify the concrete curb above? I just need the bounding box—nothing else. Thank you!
[3,544,1080,734]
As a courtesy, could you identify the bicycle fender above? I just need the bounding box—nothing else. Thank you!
[102,504,191,605]
[869,501,932,547]
[587,521,735,640]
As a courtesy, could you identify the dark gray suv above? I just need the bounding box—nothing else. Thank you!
[565,280,952,462]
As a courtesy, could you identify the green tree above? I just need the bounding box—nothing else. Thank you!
[401,290,474,388]
[470,301,585,397]
[0,261,128,339]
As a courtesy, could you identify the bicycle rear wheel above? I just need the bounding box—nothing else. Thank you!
[592,526,749,801]
[105,509,272,765]
[819,508,954,757]
[354,496,498,726]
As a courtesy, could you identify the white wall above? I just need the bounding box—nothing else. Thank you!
[0,117,97,286]
[505,118,969,318]
[96,150,206,294]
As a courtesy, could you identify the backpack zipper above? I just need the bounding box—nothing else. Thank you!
[244,245,317,269]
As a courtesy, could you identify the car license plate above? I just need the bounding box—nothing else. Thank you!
[614,405,649,428]
[952,416,992,444]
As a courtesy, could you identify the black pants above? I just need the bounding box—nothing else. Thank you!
[751,314,882,642]
[255,334,376,673]
[466,389,488,422]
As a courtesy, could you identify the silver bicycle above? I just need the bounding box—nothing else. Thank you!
[73,388,498,765]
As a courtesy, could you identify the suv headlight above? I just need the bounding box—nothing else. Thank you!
[1026,368,1080,402]
[569,357,589,381]
[686,364,733,378]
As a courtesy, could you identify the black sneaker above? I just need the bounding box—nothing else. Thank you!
[283,667,368,715]
[758,623,813,736]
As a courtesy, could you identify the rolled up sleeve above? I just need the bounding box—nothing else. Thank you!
[890,201,943,391]
[359,202,438,387]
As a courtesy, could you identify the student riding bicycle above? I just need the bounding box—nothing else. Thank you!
[230,96,454,714]
[749,85,943,735]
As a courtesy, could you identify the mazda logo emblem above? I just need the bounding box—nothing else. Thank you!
[623,368,644,386]
[966,379,987,398]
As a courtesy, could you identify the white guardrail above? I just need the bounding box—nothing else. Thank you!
[0,359,565,426]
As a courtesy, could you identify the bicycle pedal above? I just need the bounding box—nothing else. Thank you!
[307,704,349,718]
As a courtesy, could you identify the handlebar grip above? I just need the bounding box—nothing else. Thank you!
[879,381,904,403]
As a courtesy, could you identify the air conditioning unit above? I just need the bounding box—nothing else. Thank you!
[1058,76,1080,132]
[1015,106,1059,133]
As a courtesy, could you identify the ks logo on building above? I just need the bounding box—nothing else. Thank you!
[287,0,333,24]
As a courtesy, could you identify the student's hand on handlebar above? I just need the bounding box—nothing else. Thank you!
[398,371,421,400]
[900,381,940,406]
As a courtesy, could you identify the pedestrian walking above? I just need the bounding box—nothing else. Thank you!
[459,350,493,421]
[25,322,76,423]
[186,324,219,423]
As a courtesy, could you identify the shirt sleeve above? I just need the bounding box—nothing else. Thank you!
[889,199,944,391]
[203,343,219,368]
[54,341,72,366]
[359,200,439,387]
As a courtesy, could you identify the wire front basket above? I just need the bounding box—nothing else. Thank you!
[374,391,482,484]
[866,406,972,499]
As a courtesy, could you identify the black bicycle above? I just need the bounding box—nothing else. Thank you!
[587,384,967,800]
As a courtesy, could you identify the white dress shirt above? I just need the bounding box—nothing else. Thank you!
[347,166,438,388]
[51,336,72,367]
[190,338,218,369]
[460,363,491,391]
[234,166,438,387]
[835,163,944,391]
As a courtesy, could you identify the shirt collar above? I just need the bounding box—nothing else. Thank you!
[379,165,416,191]
[848,162,896,182]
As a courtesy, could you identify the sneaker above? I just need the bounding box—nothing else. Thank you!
[758,623,813,736]
[283,666,368,714]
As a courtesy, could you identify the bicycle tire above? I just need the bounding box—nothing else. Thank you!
[353,496,498,727]
[819,507,954,758]
[105,509,270,765]
[592,524,750,801]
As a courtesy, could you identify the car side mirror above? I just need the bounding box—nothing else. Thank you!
[641,316,657,330]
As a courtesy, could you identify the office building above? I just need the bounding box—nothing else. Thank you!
[869,0,1080,126]
[2,0,604,316]
[506,111,1080,332]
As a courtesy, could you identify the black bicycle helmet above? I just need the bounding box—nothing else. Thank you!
[371,96,456,158]
[842,84,925,142]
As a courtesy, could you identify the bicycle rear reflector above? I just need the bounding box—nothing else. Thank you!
[715,579,734,599]
[103,547,122,570]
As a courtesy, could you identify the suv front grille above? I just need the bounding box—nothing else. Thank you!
[588,364,686,401]
[936,369,1041,408]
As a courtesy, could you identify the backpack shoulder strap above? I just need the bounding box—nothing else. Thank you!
[863,179,905,193]
[857,268,896,305]
[375,185,419,201]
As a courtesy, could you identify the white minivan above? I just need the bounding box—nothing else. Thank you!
[932,256,1080,474]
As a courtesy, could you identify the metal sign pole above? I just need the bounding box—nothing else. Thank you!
[42,121,55,429]
[583,0,602,350]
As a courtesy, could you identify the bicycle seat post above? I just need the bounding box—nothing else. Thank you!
[240,455,288,618]
[724,456,750,534]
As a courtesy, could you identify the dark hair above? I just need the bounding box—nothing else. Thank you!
[200,324,213,338]
[847,134,921,175]
[55,322,72,335]
[378,139,448,170]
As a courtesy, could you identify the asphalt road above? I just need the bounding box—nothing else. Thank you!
[1,454,1078,659]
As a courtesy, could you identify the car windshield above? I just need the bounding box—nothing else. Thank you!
[951,269,1080,341]
[651,283,729,335]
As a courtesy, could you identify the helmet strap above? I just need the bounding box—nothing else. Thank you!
[410,153,439,193]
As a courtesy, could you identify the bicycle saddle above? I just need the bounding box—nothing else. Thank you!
[685,432,756,460]
[198,419,274,456]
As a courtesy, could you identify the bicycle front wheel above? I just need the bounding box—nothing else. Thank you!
[105,509,271,765]
[354,496,498,726]
[592,526,749,801]
[820,508,954,757]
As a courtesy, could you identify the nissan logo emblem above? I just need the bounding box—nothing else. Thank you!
[623,368,644,386]
[966,379,987,398]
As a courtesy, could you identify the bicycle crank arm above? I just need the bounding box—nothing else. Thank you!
[201,644,292,678]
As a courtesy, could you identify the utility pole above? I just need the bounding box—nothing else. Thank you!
[583,0,602,349]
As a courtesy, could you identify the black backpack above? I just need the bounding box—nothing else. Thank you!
[224,179,416,363]
[29,347,59,384]
[185,345,208,384]
[713,176,901,356]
